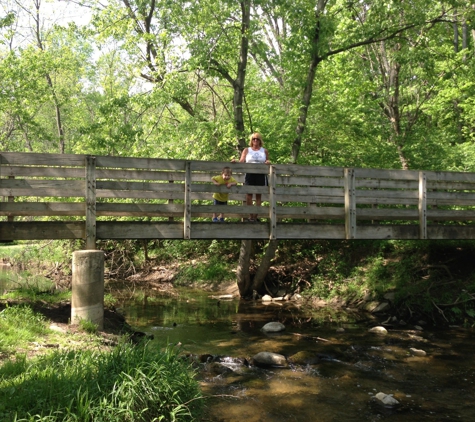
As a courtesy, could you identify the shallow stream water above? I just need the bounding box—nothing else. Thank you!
[116,286,475,422]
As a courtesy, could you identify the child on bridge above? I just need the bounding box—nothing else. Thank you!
[212,167,237,222]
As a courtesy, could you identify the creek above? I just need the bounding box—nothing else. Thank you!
[115,284,475,422]
[2,265,474,422]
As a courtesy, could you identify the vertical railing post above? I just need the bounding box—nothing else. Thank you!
[344,168,356,239]
[85,155,97,250]
[419,171,427,239]
[184,161,191,239]
[268,165,276,240]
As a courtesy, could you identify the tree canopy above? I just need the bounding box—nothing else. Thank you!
[1,0,474,171]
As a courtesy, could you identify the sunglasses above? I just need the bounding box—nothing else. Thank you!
[252,138,261,141]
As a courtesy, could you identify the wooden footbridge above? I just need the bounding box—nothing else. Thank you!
[2,151,475,248]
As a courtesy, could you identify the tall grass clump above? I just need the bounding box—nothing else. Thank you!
[0,343,204,422]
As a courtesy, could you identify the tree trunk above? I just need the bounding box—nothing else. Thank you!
[251,239,278,292]
[233,0,251,149]
[236,240,252,297]
[291,1,326,164]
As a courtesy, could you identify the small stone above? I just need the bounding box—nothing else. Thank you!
[262,322,285,333]
[409,348,427,357]
[261,295,272,302]
[336,327,345,333]
[252,352,288,367]
[414,325,423,331]
[368,326,388,335]
[375,392,399,406]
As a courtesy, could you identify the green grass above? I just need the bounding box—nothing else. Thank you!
[0,305,51,353]
[0,342,204,421]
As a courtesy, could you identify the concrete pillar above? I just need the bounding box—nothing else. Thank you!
[71,250,104,330]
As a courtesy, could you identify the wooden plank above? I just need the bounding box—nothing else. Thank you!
[97,168,186,181]
[85,156,96,249]
[344,168,356,239]
[276,224,346,239]
[425,170,475,183]
[274,164,344,177]
[356,189,419,200]
[419,171,427,239]
[427,210,475,220]
[355,168,419,180]
[0,165,85,178]
[0,178,84,190]
[97,180,185,192]
[276,175,343,187]
[0,152,86,166]
[0,222,85,240]
[427,191,475,205]
[95,155,187,170]
[356,179,418,190]
[0,187,85,198]
[275,186,344,196]
[0,202,85,216]
[356,208,419,220]
[277,194,344,204]
[97,203,184,217]
[426,225,475,239]
[184,162,191,239]
[355,225,420,239]
[190,222,270,239]
[427,181,475,190]
[276,206,345,219]
[190,161,243,172]
[96,221,184,239]
[97,190,186,200]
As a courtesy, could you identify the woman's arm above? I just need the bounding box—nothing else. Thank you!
[238,148,248,163]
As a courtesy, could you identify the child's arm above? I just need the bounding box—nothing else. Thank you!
[212,177,221,186]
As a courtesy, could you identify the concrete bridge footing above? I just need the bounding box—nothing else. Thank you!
[71,250,104,330]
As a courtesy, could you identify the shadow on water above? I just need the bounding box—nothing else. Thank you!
[116,285,475,422]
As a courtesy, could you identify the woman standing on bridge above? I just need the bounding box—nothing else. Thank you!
[237,132,270,222]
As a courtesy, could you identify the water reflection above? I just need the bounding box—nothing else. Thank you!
[118,286,475,421]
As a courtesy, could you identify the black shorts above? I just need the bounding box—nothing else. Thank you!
[244,173,267,186]
[213,199,227,205]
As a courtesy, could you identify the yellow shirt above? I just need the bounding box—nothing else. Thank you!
[212,175,237,202]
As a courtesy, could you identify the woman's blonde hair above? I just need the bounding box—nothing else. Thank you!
[248,132,263,147]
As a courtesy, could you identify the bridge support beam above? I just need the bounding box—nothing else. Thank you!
[71,250,104,330]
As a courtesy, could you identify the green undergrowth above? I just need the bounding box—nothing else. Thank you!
[297,239,475,326]
[0,240,79,272]
[0,340,204,422]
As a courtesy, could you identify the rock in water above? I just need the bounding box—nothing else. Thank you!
[252,352,288,367]
[262,322,285,333]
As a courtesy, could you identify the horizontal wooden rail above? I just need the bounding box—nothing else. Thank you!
[2,152,475,243]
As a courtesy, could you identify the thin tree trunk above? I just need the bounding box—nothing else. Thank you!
[251,239,278,292]
[291,1,326,164]
[237,240,252,297]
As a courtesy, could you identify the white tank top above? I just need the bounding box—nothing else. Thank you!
[245,147,267,164]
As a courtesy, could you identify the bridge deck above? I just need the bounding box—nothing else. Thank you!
[2,152,475,245]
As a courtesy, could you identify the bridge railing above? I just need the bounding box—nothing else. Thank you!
[2,152,475,243]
